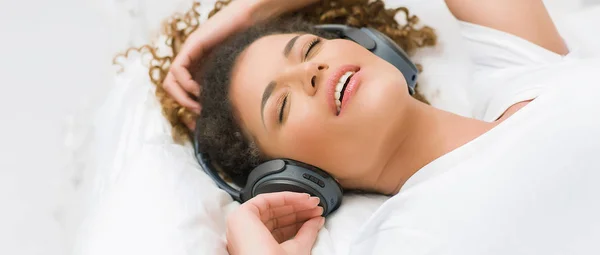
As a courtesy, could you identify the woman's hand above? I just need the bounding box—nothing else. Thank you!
[226,192,325,255]
[163,0,261,116]
[163,0,319,121]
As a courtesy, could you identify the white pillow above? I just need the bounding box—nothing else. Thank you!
[68,54,237,255]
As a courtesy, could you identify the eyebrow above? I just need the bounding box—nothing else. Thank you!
[283,35,301,58]
[259,35,302,128]
[261,81,277,127]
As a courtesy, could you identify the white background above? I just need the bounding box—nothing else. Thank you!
[0,0,596,254]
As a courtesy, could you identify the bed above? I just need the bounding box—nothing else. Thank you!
[65,0,600,254]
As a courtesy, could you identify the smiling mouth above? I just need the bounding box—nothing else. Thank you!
[334,71,355,114]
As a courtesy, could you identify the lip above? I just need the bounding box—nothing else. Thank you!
[327,65,361,116]
[339,70,362,116]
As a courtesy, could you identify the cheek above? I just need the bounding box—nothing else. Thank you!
[276,105,369,180]
[280,107,333,159]
[336,39,367,52]
[367,79,408,113]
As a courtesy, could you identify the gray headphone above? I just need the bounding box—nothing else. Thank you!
[194,24,418,216]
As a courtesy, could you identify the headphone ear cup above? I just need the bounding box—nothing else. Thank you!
[360,27,419,93]
[253,176,328,210]
[252,173,339,216]
[244,160,343,216]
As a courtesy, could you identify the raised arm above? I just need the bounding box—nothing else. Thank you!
[164,0,318,128]
[444,0,569,55]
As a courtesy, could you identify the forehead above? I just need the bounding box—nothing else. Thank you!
[229,33,300,133]
[231,32,299,98]
[235,33,299,75]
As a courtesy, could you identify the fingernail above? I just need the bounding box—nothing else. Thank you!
[312,197,320,206]
[319,217,325,228]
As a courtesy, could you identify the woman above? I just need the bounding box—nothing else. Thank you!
[159,0,600,254]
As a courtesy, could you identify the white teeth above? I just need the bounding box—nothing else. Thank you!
[340,72,352,84]
[334,71,354,114]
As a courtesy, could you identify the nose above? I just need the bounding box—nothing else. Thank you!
[300,62,328,96]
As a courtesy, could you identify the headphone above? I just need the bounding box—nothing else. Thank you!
[193,24,418,216]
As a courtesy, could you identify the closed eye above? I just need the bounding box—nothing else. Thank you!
[278,93,289,124]
[304,38,321,61]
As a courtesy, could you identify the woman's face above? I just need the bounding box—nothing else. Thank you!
[229,32,412,189]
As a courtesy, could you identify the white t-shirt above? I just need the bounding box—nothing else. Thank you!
[348,22,600,254]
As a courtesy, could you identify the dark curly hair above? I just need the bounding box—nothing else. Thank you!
[116,0,436,187]
[192,18,336,186]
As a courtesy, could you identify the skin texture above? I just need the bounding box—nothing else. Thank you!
[229,33,414,191]
[226,192,325,255]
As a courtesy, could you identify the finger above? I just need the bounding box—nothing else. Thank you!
[260,196,320,223]
[176,33,206,65]
[266,206,323,231]
[184,118,196,131]
[243,192,312,216]
[163,73,201,114]
[226,209,281,255]
[272,221,304,243]
[171,56,201,97]
[281,217,325,254]
[268,197,320,217]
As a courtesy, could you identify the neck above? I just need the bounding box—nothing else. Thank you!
[372,99,495,195]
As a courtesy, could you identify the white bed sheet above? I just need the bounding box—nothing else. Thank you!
[66,1,600,254]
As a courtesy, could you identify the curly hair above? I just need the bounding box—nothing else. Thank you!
[116,0,436,186]
[193,18,341,186]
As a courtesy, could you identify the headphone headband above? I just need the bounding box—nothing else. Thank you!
[193,132,242,202]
